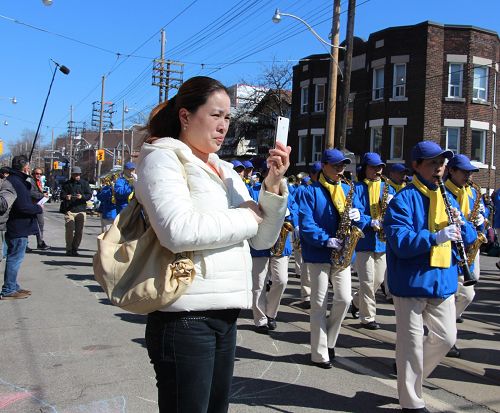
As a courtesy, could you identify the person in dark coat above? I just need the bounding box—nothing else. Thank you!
[1,155,42,300]
[0,167,17,262]
[60,166,92,256]
[27,167,50,251]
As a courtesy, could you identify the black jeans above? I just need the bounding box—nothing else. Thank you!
[145,309,239,413]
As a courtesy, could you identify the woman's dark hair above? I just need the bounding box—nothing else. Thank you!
[12,155,29,171]
[145,76,229,143]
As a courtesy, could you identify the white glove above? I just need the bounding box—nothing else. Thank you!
[450,207,465,226]
[327,237,343,250]
[474,214,485,227]
[479,203,485,213]
[348,208,361,222]
[436,225,461,244]
[370,219,381,229]
[131,172,138,180]
[386,194,394,204]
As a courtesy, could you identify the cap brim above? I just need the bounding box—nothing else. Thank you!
[367,162,386,167]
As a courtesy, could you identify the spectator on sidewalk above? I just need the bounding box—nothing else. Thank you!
[1,155,42,300]
[113,162,136,214]
[27,167,50,251]
[61,166,92,256]
[0,167,17,262]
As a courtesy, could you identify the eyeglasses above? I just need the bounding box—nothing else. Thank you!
[34,173,42,175]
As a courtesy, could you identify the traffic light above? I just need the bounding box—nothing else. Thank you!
[96,149,105,161]
[53,161,59,170]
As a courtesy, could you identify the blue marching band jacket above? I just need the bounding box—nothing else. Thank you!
[383,174,477,299]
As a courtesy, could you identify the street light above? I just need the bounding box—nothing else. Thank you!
[121,102,130,170]
[42,0,53,6]
[272,6,343,149]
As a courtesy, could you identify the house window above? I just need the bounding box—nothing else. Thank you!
[370,127,383,153]
[471,129,486,163]
[494,72,497,106]
[393,63,406,98]
[473,66,488,102]
[300,86,309,114]
[298,135,307,163]
[448,63,463,98]
[372,67,384,100]
[445,127,460,154]
[390,126,404,159]
[492,132,496,166]
[314,84,325,112]
[312,134,323,162]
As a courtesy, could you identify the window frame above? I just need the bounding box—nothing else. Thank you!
[311,134,324,162]
[445,127,461,155]
[300,86,309,114]
[297,134,307,164]
[372,67,384,101]
[390,126,404,160]
[392,63,406,98]
[473,66,489,102]
[314,83,325,112]
[370,126,383,154]
[448,63,464,98]
[471,129,487,163]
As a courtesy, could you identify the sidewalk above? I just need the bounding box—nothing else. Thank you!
[0,203,498,412]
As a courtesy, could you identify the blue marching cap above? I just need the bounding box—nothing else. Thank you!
[230,160,244,169]
[361,152,385,167]
[448,154,479,172]
[411,141,453,161]
[124,162,136,170]
[242,160,254,169]
[390,163,409,173]
[309,161,322,174]
[321,149,351,165]
[301,176,311,185]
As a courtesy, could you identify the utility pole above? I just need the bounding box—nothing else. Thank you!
[159,30,166,103]
[68,105,74,176]
[96,75,105,183]
[339,0,356,150]
[50,128,54,174]
[325,0,341,149]
[121,101,126,170]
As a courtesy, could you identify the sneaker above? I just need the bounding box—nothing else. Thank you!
[255,325,269,335]
[17,289,32,295]
[0,291,30,300]
[26,246,33,253]
[446,345,461,358]
[267,317,277,330]
[37,242,51,251]
[456,317,464,323]
[401,408,429,412]
[361,321,381,330]
[350,301,359,319]
[312,360,333,369]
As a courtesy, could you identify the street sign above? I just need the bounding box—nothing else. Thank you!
[96,149,105,161]
[53,161,59,169]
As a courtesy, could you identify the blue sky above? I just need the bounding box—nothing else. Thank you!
[0,0,499,151]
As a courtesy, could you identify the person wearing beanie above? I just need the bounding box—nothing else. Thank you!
[444,153,486,358]
[299,149,369,369]
[351,153,396,330]
[383,141,477,412]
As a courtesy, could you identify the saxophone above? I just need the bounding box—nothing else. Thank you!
[466,179,487,266]
[330,176,365,272]
[373,174,389,242]
[270,221,294,257]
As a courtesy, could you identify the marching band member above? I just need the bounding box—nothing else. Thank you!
[444,154,486,357]
[383,141,476,412]
[387,163,410,192]
[113,161,136,213]
[299,149,369,368]
[249,170,298,333]
[242,160,254,188]
[230,159,245,179]
[351,153,396,330]
[293,162,321,309]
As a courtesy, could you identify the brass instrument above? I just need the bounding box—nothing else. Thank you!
[330,176,365,272]
[465,179,487,266]
[372,174,390,242]
[270,221,294,257]
[436,177,477,286]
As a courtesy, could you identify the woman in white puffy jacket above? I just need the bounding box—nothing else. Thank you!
[135,76,290,413]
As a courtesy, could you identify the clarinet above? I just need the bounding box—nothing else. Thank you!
[436,177,477,286]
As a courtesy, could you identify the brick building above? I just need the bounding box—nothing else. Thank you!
[289,21,500,190]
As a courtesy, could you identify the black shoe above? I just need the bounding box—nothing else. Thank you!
[267,317,277,330]
[312,360,333,369]
[496,261,500,271]
[299,301,311,309]
[66,250,72,256]
[255,325,269,335]
[361,321,380,330]
[456,317,464,323]
[37,242,50,251]
[71,249,80,257]
[26,246,33,253]
[392,362,397,374]
[328,347,335,359]
[401,408,429,412]
[265,280,272,292]
[446,345,461,358]
[380,283,386,296]
[350,301,359,319]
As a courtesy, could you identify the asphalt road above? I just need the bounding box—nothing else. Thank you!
[0,203,499,413]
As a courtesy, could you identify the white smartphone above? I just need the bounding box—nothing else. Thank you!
[274,116,289,147]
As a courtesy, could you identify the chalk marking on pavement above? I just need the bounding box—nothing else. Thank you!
[0,392,31,409]
[136,396,157,404]
[59,396,126,413]
[0,377,58,412]
[336,353,471,413]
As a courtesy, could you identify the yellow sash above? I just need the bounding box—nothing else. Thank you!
[444,179,472,218]
[363,179,381,218]
[387,178,406,192]
[412,175,451,268]
[319,173,346,214]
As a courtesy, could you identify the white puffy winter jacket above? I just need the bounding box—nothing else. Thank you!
[135,138,288,312]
